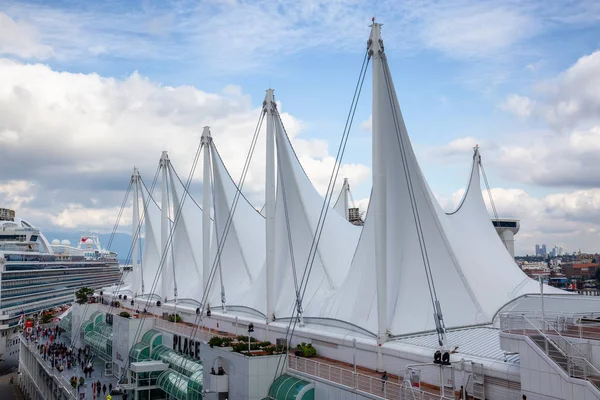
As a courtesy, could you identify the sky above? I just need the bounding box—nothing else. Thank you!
[1,0,600,256]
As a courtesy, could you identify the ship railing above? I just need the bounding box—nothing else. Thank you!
[287,354,453,400]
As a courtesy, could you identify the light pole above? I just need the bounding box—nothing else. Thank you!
[539,275,545,331]
[353,338,357,389]
[248,323,254,355]
[353,339,357,374]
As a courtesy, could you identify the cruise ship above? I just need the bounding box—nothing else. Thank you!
[0,208,121,362]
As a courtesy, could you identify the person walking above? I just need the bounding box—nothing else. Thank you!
[381,371,388,391]
[109,383,113,393]
[102,383,107,395]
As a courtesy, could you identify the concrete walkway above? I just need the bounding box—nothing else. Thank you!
[27,334,123,400]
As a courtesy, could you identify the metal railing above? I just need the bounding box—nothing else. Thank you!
[154,318,215,342]
[287,355,453,400]
[23,338,77,399]
[500,312,600,341]
[500,313,600,390]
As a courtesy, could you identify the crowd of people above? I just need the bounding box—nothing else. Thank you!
[24,325,123,399]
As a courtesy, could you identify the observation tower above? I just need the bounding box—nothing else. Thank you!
[492,218,520,258]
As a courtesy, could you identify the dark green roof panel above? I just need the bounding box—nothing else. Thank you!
[267,374,313,400]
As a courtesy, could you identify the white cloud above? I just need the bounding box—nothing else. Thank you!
[0,59,370,232]
[360,115,372,132]
[499,94,535,118]
[501,50,600,127]
[0,12,53,59]
[0,180,34,209]
[3,0,598,74]
[420,6,537,59]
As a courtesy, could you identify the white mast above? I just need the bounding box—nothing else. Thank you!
[131,167,141,294]
[160,150,170,301]
[265,89,276,324]
[369,20,388,371]
[201,127,212,306]
[342,178,349,221]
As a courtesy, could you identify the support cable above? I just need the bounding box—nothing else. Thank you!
[480,160,499,221]
[122,142,203,382]
[106,180,133,251]
[160,112,265,385]
[277,147,302,322]
[196,112,265,317]
[208,151,227,312]
[70,164,160,354]
[381,54,446,346]
[122,112,264,384]
[169,166,205,212]
[166,166,178,306]
[272,50,370,379]
[67,180,130,353]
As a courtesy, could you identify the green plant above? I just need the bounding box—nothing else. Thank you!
[296,342,316,358]
[168,314,182,323]
[41,314,54,324]
[119,311,131,318]
[78,377,85,387]
[232,343,247,353]
[208,336,234,347]
[75,287,94,305]
[260,341,271,347]
[236,335,257,342]
[70,376,77,389]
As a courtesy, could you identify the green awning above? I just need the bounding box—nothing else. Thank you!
[150,345,202,377]
[156,369,189,400]
[141,329,163,349]
[187,370,203,400]
[129,342,150,363]
[266,374,314,400]
[58,312,72,335]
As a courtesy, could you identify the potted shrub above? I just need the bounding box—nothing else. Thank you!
[119,311,131,319]
[168,314,182,323]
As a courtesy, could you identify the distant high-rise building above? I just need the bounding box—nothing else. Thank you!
[535,244,548,257]
[550,245,563,258]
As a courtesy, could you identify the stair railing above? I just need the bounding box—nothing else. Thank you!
[521,315,600,390]
[521,315,571,367]
[540,318,594,364]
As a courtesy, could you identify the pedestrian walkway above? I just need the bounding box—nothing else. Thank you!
[24,333,123,400]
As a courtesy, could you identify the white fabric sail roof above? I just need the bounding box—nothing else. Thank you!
[332,180,349,221]
[207,146,266,311]
[315,26,566,336]
[137,185,162,298]
[166,166,205,303]
[444,149,565,307]
[123,24,577,339]
[272,118,361,318]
